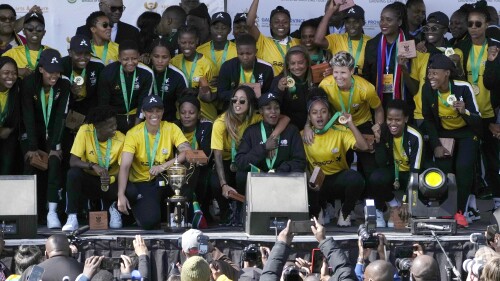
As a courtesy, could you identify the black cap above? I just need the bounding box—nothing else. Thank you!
[39,49,63,73]
[427,11,449,27]
[344,5,365,20]
[270,6,290,20]
[234,13,248,23]
[428,54,456,71]
[142,95,164,111]
[69,35,92,52]
[211,12,231,28]
[486,27,500,47]
[258,92,281,108]
[24,12,44,25]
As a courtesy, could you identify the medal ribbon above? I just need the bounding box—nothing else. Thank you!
[144,125,161,169]
[153,69,168,98]
[231,138,237,163]
[348,36,364,68]
[376,30,405,100]
[313,112,342,134]
[240,65,255,83]
[70,68,87,85]
[93,128,112,169]
[191,128,198,149]
[119,65,137,115]
[91,41,109,64]
[40,88,54,138]
[24,46,43,70]
[182,53,199,88]
[469,41,487,85]
[0,91,9,125]
[273,37,291,62]
[210,41,229,66]
[260,122,279,171]
[337,78,355,114]
[437,82,453,107]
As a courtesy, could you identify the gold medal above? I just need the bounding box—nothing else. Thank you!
[101,184,109,192]
[472,84,480,95]
[286,76,295,88]
[393,179,400,190]
[73,76,84,86]
[230,162,237,172]
[446,95,457,105]
[444,48,455,57]
[338,115,348,125]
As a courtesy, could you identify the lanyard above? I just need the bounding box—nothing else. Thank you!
[167,31,177,42]
[348,36,364,68]
[182,53,199,88]
[93,128,112,169]
[337,78,355,113]
[469,41,487,85]
[310,52,324,64]
[210,41,229,66]
[91,41,109,64]
[119,65,137,115]
[70,68,87,85]
[385,41,396,74]
[273,37,291,62]
[40,88,54,138]
[231,138,237,163]
[393,131,405,182]
[437,82,453,107]
[24,46,43,70]
[0,91,9,125]
[240,65,255,83]
[144,125,161,169]
[260,122,279,170]
[190,128,198,149]
[314,112,342,134]
[153,69,168,98]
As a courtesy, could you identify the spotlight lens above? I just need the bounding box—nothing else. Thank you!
[425,171,443,187]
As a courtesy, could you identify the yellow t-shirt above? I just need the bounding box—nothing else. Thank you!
[240,69,254,84]
[184,130,198,149]
[211,113,262,160]
[256,34,300,75]
[196,40,237,74]
[0,90,8,116]
[393,135,409,172]
[466,43,493,118]
[319,75,381,126]
[122,121,188,183]
[92,41,119,65]
[437,90,467,130]
[70,124,125,176]
[302,128,356,175]
[410,49,463,120]
[325,33,371,75]
[171,54,218,121]
[2,45,50,72]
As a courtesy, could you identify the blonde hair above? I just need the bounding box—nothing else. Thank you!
[480,257,500,281]
[475,247,498,263]
[330,51,355,70]
[224,85,257,142]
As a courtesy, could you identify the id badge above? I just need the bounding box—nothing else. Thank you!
[382,74,394,93]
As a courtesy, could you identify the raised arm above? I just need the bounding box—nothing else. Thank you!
[246,0,261,39]
[313,1,340,50]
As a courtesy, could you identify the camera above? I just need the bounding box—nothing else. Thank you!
[395,258,413,277]
[470,233,487,246]
[359,199,378,249]
[463,258,484,277]
[242,244,260,262]
[282,264,302,281]
[100,257,122,270]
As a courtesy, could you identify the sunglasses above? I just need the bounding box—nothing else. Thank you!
[100,2,126,13]
[0,16,16,23]
[24,26,44,33]
[96,22,111,29]
[231,98,246,104]
[468,21,483,28]
[422,25,444,33]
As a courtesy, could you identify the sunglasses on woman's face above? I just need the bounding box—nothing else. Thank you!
[231,99,246,104]
[422,25,444,33]
[468,21,483,28]
[97,22,111,29]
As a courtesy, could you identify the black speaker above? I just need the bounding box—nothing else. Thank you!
[0,175,38,238]
[245,172,309,235]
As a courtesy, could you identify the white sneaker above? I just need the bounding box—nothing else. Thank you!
[62,214,79,232]
[466,207,481,224]
[109,202,122,229]
[376,209,386,228]
[337,209,351,227]
[47,212,61,229]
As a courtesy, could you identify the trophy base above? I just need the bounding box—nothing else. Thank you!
[163,225,186,233]
[168,196,186,202]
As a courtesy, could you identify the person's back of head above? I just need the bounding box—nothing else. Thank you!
[45,234,70,259]
[14,245,43,275]
[364,260,394,281]
[181,229,203,257]
[481,257,500,281]
[91,270,114,281]
[411,255,439,281]
[181,256,211,281]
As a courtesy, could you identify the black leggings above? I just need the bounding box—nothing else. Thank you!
[65,167,118,214]
[309,169,365,217]
[480,118,500,197]
[0,129,19,175]
[366,168,409,211]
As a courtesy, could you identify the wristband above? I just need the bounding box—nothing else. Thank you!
[357,257,364,264]
[221,183,228,189]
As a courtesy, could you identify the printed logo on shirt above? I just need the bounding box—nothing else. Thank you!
[331,148,339,154]
[280,139,288,146]
[90,71,97,86]
[162,148,168,155]
[352,103,359,108]
[134,77,140,90]
[272,61,284,68]
[163,78,170,92]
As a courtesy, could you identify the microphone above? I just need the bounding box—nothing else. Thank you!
[71,225,90,237]
[416,222,449,231]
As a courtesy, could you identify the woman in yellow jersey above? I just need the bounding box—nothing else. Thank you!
[456,5,500,213]
[422,54,482,228]
[0,57,21,175]
[117,95,191,230]
[86,11,119,65]
[246,0,300,75]
[211,85,289,226]
[171,25,218,121]
[314,3,370,76]
[369,100,423,228]
[62,106,125,232]
[303,88,368,227]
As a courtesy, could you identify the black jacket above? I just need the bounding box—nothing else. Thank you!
[62,56,104,115]
[151,65,187,121]
[20,256,83,281]
[375,124,424,173]
[218,57,274,109]
[483,54,500,109]
[0,78,21,130]
[76,21,139,45]
[173,119,213,159]
[97,61,153,115]
[21,73,70,151]
[422,79,482,150]
[235,122,306,173]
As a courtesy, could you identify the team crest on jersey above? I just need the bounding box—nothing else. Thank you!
[331,148,339,154]
[280,139,288,146]
[134,77,140,90]
[163,78,170,92]
[352,103,359,108]
[90,71,97,86]
[162,148,168,155]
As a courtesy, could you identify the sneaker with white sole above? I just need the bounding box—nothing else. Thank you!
[47,212,61,229]
[466,208,481,224]
[337,209,351,227]
[376,209,386,227]
[109,202,122,229]
[62,214,79,232]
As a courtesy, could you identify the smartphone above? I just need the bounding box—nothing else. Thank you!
[100,257,122,270]
[486,224,499,242]
[311,248,323,273]
[27,265,44,281]
[290,220,314,234]
[198,234,210,255]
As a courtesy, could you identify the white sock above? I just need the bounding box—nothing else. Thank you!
[468,195,477,210]
[388,198,400,207]
[494,198,500,209]
[48,202,58,213]
[67,213,76,218]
